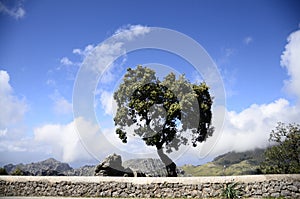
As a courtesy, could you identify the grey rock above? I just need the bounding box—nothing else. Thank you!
[281,190,291,196]
[72,165,95,176]
[271,192,280,197]
[94,153,134,176]
[123,158,167,177]
[287,185,298,192]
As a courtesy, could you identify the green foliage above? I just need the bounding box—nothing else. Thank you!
[0,167,8,175]
[182,160,260,176]
[181,149,265,176]
[222,182,240,199]
[11,167,24,176]
[260,122,300,174]
[113,66,213,176]
[114,66,213,150]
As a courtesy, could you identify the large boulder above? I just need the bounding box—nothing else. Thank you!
[94,153,134,176]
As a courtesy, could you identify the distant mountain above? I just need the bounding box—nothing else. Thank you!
[213,148,265,166]
[2,149,266,176]
[4,158,94,176]
[2,157,169,177]
[181,148,265,176]
[2,157,167,176]
[4,158,71,176]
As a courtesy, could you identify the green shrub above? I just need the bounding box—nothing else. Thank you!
[222,182,240,199]
[0,167,8,175]
[11,168,24,176]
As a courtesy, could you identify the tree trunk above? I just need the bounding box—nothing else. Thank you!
[157,148,177,177]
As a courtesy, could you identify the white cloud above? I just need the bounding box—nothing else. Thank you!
[99,90,117,116]
[0,70,27,129]
[0,70,32,156]
[281,29,300,99]
[0,137,29,152]
[213,98,299,153]
[71,25,149,80]
[114,24,150,40]
[73,44,95,57]
[0,128,7,137]
[183,98,300,164]
[33,117,130,163]
[60,57,73,66]
[34,117,95,162]
[0,1,25,19]
[84,42,125,76]
[50,90,73,115]
[243,36,253,45]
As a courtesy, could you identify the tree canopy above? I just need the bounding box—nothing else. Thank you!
[113,66,213,176]
[260,122,300,174]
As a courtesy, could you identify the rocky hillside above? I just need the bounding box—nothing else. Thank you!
[2,157,166,176]
[2,149,266,176]
[4,158,94,176]
[181,148,265,176]
[123,158,167,177]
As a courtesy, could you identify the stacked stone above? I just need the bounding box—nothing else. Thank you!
[1,177,299,198]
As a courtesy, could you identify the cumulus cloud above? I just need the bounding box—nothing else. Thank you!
[0,70,33,158]
[99,90,117,116]
[202,29,300,157]
[114,24,150,40]
[60,57,73,66]
[34,117,97,162]
[0,70,27,130]
[50,90,72,115]
[212,99,299,154]
[0,1,25,19]
[73,44,95,57]
[281,29,300,99]
[33,117,133,163]
[66,25,149,79]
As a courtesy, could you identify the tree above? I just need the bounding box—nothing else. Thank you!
[11,168,24,176]
[0,167,8,175]
[260,122,300,174]
[113,66,213,176]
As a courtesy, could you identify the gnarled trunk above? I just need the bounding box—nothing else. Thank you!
[157,148,177,177]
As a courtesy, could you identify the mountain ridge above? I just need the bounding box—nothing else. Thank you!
[2,148,265,176]
[182,148,265,176]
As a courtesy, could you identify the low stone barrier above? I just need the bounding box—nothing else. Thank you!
[0,174,299,198]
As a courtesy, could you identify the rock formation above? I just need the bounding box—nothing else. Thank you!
[123,158,167,177]
[94,153,134,176]
[3,155,167,177]
[4,158,72,176]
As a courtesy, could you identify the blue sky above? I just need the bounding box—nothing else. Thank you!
[0,0,300,167]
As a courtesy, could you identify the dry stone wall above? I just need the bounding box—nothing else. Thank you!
[1,175,299,198]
